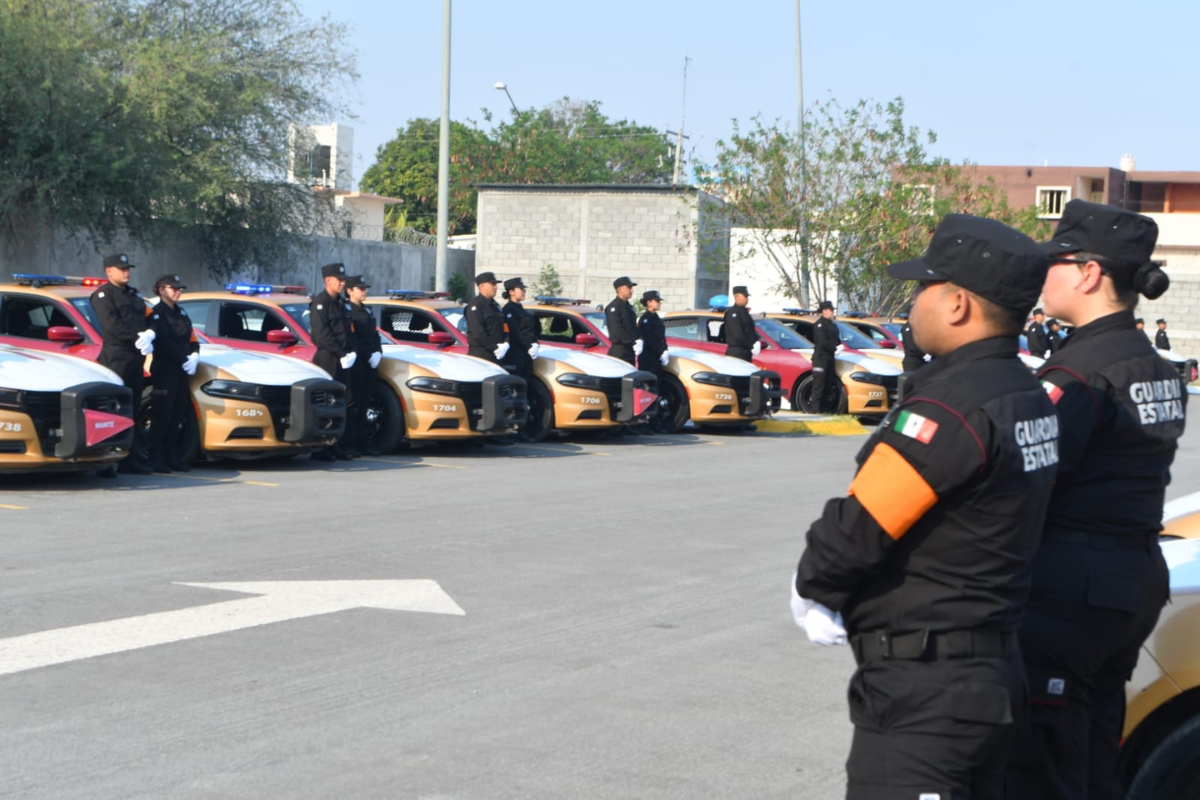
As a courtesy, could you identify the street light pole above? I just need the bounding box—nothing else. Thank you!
[435,0,452,292]
[795,0,811,309]
[494,81,518,114]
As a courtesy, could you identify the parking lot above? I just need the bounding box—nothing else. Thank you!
[4,423,1200,799]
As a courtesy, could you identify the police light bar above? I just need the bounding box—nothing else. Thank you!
[386,289,434,299]
[12,273,105,288]
[574,298,592,305]
[781,307,817,316]
[224,283,307,295]
[534,295,578,306]
[708,294,730,310]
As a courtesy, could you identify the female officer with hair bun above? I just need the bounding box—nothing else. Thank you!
[1004,200,1186,799]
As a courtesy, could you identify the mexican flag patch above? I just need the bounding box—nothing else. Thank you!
[1042,380,1064,405]
[894,409,939,444]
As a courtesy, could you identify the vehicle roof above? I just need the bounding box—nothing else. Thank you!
[528,303,597,314]
[368,296,461,312]
[183,290,311,306]
[0,283,95,299]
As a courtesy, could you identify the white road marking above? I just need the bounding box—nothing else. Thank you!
[0,580,464,677]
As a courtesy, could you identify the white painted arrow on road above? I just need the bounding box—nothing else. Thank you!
[0,580,465,677]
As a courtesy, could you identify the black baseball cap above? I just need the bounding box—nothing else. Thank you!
[154,274,185,290]
[1157,318,1167,325]
[345,275,370,290]
[503,277,526,291]
[732,285,750,296]
[320,263,346,278]
[613,276,637,289]
[1032,307,1044,316]
[642,290,662,304]
[1135,318,1145,325]
[103,254,135,269]
[475,271,498,285]
[887,214,1049,312]
[818,300,834,312]
[1042,200,1158,267]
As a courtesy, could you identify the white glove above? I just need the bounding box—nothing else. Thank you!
[339,352,357,370]
[527,343,540,359]
[182,353,199,376]
[494,342,510,360]
[135,329,156,351]
[138,341,154,356]
[1043,350,1051,359]
[369,352,382,369]
[634,339,644,356]
[751,341,762,356]
[660,350,670,366]
[791,577,848,647]
[835,344,845,355]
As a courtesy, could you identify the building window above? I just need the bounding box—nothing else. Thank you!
[1037,187,1071,218]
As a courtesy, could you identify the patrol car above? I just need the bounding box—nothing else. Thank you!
[365,292,658,441]
[839,315,906,351]
[772,311,907,373]
[178,286,527,450]
[0,343,133,473]
[0,275,346,462]
[515,298,783,432]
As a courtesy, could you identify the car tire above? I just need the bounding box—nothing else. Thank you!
[368,382,406,454]
[794,373,848,415]
[519,378,555,442]
[137,393,201,464]
[652,374,690,434]
[1127,712,1200,800]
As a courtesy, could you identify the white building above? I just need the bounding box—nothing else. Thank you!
[728,227,839,312]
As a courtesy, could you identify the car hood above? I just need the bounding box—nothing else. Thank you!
[381,345,509,381]
[0,344,122,390]
[197,345,331,385]
[1162,538,1200,595]
[1159,349,1188,364]
[837,352,901,375]
[1019,353,1046,370]
[538,345,638,377]
[670,347,761,376]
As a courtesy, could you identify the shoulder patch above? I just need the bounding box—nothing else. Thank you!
[608,306,615,312]
[180,309,187,316]
[1041,380,1064,405]
[97,291,105,298]
[316,304,323,310]
[152,314,159,320]
[470,306,476,311]
[894,409,939,444]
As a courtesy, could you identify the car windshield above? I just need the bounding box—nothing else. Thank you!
[280,303,312,333]
[882,323,903,338]
[755,317,812,349]
[583,312,608,335]
[69,297,102,332]
[836,322,877,350]
[444,307,467,334]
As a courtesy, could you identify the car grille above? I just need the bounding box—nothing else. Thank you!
[597,378,625,417]
[878,375,900,406]
[454,382,485,429]
[257,386,293,440]
[22,391,62,456]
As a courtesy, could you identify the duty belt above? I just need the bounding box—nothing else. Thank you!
[1043,529,1161,551]
[851,629,1015,665]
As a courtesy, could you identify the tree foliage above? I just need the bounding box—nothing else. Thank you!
[0,0,357,275]
[699,97,1050,314]
[360,99,673,236]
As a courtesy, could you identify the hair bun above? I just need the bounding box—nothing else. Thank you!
[1134,262,1170,300]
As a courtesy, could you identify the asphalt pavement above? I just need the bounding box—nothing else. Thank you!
[3,422,1200,799]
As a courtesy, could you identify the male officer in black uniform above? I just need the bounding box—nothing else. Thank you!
[793,214,1057,800]
[637,290,669,380]
[1004,201,1185,800]
[1155,317,1170,350]
[810,300,841,412]
[90,253,154,474]
[900,316,927,373]
[605,276,640,365]
[464,272,507,363]
[147,274,199,472]
[722,285,760,362]
[1045,318,1062,354]
[345,275,382,456]
[309,262,354,461]
[1026,307,1050,357]
[501,277,537,381]
[1134,317,1145,332]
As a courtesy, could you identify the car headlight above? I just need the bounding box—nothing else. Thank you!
[0,388,21,409]
[691,372,733,387]
[849,372,886,385]
[556,373,604,389]
[201,380,262,399]
[406,376,458,396]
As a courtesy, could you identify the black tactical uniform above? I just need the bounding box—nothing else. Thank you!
[722,287,760,362]
[900,320,926,373]
[346,276,382,455]
[310,263,353,459]
[1026,313,1050,357]
[810,305,841,413]
[1004,202,1186,800]
[637,290,668,380]
[465,272,506,363]
[1045,321,1062,355]
[1155,320,1170,351]
[605,276,639,365]
[147,275,199,472]
[795,215,1056,800]
[501,277,536,381]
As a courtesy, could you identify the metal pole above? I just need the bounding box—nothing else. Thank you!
[795,0,811,309]
[672,56,691,187]
[435,0,452,292]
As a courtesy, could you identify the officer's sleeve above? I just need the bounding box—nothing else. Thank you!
[517,313,537,346]
[606,305,629,345]
[795,401,988,611]
[1038,366,1102,474]
[309,300,344,356]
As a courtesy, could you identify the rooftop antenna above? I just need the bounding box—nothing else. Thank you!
[670,56,692,187]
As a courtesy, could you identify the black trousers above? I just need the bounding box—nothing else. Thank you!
[468,346,499,363]
[148,367,189,467]
[725,346,752,362]
[346,360,373,452]
[811,354,836,413]
[313,352,348,452]
[846,647,1024,800]
[608,344,635,366]
[100,348,149,468]
[1003,534,1168,800]
[502,351,533,382]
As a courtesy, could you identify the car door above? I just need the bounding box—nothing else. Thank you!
[663,315,724,354]
[0,292,99,359]
[377,305,468,355]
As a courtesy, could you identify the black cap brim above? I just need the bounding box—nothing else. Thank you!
[1040,237,1084,256]
[887,257,948,282]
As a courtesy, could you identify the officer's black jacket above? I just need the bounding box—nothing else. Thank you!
[147,301,199,371]
[502,301,536,350]
[796,336,1059,634]
[309,289,353,359]
[1026,321,1049,356]
[811,317,840,360]
[348,302,382,361]
[605,298,638,347]
[1046,329,1060,355]
[900,322,926,372]
[465,294,506,356]
[90,282,149,353]
[638,311,667,366]
[1156,328,1171,351]
[1039,311,1186,536]
[722,305,760,351]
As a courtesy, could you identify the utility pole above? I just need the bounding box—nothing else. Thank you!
[672,56,692,187]
[435,0,452,292]
[795,0,811,308]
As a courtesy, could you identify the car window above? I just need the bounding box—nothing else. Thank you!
[278,303,310,333]
[835,322,877,350]
[858,324,889,344]
[534,312,588,344]
[583,312,608,336]
[0,295,79,341]
[381,307,447,343]
[755,317,812,349]
[663,317,704,341]
[217,302,283,342]
[175,299,213,333]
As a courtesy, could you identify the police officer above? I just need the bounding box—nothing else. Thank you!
[90,253,154,474]
[345,275,382,457]
[810,300,841,413]
[464,272,508,363]
[605,277,640,365]
[1004,201,1185,800]
[637,290,669,379]
[147,274,199,473]
[309,262,355,461]
[1026,307,1050,357]
[1045,318,1062,354]
[1155,317,1170,350]
[793,214,1057,799]
[501,277,537,381]
[722,286,760,362]
[900,315,927,373]
[1134,317,1145,332]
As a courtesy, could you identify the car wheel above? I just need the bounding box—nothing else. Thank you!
[1127,713,1200,800]
[652,374,690,434]
[794,374,848,414]
[519,378,555,442]
[367,382,406,453]
[137,392,201,464]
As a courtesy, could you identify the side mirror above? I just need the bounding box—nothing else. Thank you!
[575,333,599,347]
[880,340,897,349]
[47,326,83,343]
[266,329,297,345]
[428,331,455,346]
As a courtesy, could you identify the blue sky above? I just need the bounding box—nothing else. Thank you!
[298,0,1200,188]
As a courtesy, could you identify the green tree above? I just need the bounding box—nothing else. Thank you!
[0,0,357,276]
[530,263,564,299]
[700,97,1049,314]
